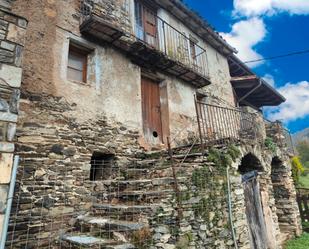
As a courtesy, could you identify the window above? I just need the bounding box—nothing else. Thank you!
[90,152,115,181]
[134,0,157,47]
[67,44,88,83]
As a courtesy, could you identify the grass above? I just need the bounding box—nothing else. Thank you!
[285,233,309,249]
[299,174,309,188]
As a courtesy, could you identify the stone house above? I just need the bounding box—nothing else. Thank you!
[0,0,302,248]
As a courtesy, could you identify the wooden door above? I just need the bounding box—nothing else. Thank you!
[242,172,268,249]
[141,77,163,144]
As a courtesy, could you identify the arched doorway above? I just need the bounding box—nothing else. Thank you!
[239,153,268,249]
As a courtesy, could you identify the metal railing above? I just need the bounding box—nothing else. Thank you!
[282,127,295,155]
[195,99,258,150]
[80,0,209,79]
[156,17,209,78]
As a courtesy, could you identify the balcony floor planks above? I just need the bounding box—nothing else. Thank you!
[80,15,211,88]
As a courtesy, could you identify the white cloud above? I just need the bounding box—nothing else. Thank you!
[234,0,309,17]
[263,74,275,87]
[220,18,267,67]
[267,81,309,122]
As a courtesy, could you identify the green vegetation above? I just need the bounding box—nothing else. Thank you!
[176,232,193,249]
[295,139,309,187]
[299,175,309,188]
[296,140,309,168]
[285,233,309,249]
[302,222,309,232]
[265,137,277,153]
[291,156,305,185]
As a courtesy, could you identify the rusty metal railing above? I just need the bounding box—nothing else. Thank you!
[195,98,258,152]
[156,17,209,78]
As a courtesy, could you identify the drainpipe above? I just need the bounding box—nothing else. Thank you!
[0,155,19,249]
[227,167,239,249]
[237,79,263,106]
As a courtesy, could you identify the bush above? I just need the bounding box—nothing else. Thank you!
[291,156,305,185]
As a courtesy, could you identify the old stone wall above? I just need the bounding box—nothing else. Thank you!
[6,127,300,249]
[0,2,27,241]
[4,0,302,248]
[6,113,242,249]
[266,121,302,239]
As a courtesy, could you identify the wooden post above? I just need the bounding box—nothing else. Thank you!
[167,137,183,221]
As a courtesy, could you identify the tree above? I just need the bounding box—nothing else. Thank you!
[296,139,309,168]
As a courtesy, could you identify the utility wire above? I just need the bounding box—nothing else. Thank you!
[244,49,309,64]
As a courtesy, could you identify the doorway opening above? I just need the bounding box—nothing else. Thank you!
[90,152,115,181]
[239,153,268,249]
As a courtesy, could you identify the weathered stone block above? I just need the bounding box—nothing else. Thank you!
[0,98,9,112]
[6,23,26,46]
[6,123,16,141]
[9,89,20,114]
[14,45,23,67]
[0,19,8,29]
[0,152,13,184]
[0,185,8,213]
[0,112,17,122]
[0,64,22,88]
[17,18,27,29]
[1,41,15,51]
[0,142,14,152]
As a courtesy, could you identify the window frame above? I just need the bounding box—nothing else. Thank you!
[134,0,158,47]
[67,43,89,84]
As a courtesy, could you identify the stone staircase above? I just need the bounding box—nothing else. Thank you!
[59,155,184,249]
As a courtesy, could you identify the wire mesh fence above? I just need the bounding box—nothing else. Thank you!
[5,153,233,249]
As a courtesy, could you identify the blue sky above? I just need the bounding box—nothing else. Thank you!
[184,0,309,133]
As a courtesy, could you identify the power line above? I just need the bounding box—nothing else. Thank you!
[243,49,309,64]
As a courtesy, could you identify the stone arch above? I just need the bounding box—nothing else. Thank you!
[237,152,269,249]
[238,152,264,174]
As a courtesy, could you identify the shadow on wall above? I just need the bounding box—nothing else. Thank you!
[238,153,263,174]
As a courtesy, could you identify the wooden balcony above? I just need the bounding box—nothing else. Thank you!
[79,0,210,88]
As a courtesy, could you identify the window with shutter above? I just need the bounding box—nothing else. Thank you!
[67,44,88,83]
[134,0,157,47]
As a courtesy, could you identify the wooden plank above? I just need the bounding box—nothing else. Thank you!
[297,194,305,222]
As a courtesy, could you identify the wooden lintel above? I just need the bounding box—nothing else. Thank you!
[231,75,258,82]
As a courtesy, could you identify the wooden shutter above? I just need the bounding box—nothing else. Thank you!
[67,46,88,83]
[142,2,157,47]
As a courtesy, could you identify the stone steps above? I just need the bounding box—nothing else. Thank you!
[60,234,115,248]
[90,203,161,221]
[77,215,148,232]
[94,177,186,191]
[60,234,135,249]
[93,189,174,202]
[92,203,160,214]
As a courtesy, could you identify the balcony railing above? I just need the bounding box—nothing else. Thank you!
[154,17,209,79]
[79,0,210,87]
[195,100,258,149]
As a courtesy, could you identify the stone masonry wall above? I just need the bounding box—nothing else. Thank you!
[0,3,27,241]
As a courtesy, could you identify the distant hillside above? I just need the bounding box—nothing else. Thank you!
[293,128,309,144]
